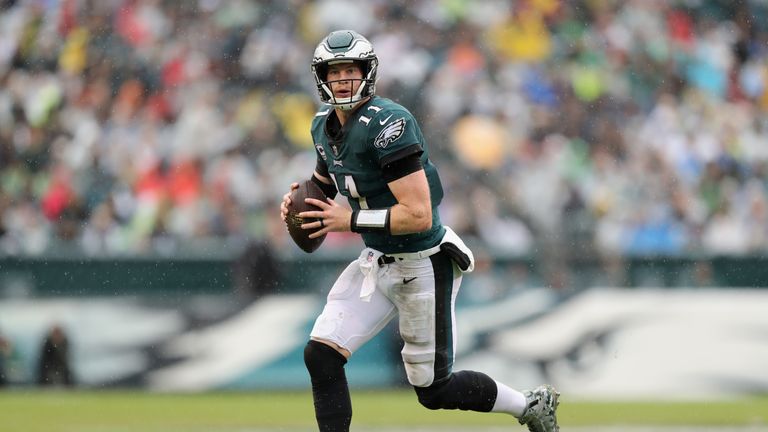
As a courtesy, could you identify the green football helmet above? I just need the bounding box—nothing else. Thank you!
[311,30,378,110]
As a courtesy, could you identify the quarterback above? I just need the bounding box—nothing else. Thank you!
[280,30,559,432]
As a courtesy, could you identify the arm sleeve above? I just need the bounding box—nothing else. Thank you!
[311,173,337,199]
[313,152,337,198]
[381,145,424,183]
[315,156,330,179]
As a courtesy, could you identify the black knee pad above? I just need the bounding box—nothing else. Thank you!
[304,340,347,383]
[414,371,497,412]
[414,375,452,410]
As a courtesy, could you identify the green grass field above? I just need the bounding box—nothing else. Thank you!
[1,390,766,432]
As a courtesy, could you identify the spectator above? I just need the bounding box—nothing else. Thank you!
[0,327,11,387]
[38,325,74,387]
[231,240,281,301]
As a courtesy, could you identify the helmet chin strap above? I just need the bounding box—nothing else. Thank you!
[333,97,364,111]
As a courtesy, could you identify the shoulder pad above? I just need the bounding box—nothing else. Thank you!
[364,100,413,127]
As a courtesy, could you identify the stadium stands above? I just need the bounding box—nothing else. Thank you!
[1,0,767,261]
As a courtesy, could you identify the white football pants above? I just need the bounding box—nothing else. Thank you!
[310,247,462,387]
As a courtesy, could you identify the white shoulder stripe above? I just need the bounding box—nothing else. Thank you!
[315,109,330,117]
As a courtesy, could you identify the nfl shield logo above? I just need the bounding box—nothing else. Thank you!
[367,251,374,262]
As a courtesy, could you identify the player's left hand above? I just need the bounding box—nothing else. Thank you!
[299,198,351,238]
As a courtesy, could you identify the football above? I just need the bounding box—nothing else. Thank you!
[285,180,327,253]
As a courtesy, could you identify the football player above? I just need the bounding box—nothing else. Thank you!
[280,30,559,432]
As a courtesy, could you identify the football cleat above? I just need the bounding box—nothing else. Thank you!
[518,385,560,432]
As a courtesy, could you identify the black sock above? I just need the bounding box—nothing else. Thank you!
[304,341,352,431]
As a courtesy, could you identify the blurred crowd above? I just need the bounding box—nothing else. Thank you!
[1,0,768,260]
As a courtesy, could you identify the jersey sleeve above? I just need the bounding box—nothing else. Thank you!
[311,108,332,178]
[366,109,423,166]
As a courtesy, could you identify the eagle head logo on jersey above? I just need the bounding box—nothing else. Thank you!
[374,117,406,149]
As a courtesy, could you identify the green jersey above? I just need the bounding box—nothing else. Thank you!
[311,96,445,254]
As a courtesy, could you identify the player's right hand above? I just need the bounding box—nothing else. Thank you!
[280,182,299,222]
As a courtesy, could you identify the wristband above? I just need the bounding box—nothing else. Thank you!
[350,209,391,233]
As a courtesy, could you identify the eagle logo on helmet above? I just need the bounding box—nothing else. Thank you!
[374,117,406,149]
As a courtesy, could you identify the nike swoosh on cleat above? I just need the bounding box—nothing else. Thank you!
[379,114,393,125]
[403,277,417,284]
